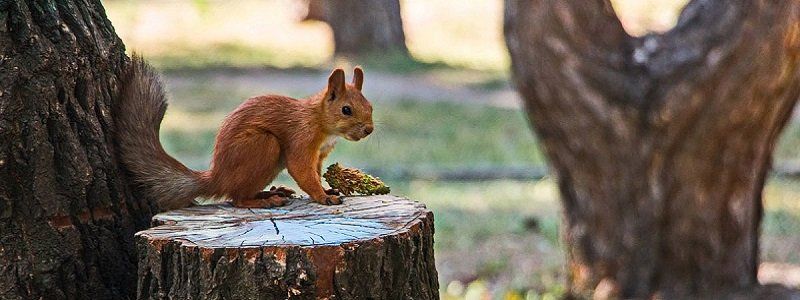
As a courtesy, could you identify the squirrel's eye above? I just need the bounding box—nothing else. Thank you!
[342,106,352,116]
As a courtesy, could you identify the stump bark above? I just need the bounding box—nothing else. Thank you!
[135,195,438,299]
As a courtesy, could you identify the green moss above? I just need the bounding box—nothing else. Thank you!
[323,163,390,196]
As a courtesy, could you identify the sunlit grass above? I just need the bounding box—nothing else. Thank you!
[146,42,326,70]
[763,180,800,263]
[776,122,800,163]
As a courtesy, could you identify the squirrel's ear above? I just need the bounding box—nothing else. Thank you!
[327,68,346,101]
[352,67,364,91]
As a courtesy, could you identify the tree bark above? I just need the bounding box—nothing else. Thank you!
[307,0,409,57]
[0,0,155,299]
[136,196,438,299]
[504,0,800,298]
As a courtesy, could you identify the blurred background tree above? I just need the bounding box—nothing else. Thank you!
[506,0,800,298]
[302,0,409,58]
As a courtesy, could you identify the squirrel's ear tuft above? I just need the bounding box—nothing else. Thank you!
[352,67,364,91]
[327,68,346,101]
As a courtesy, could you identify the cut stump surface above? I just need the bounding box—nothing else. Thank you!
[136,195,438,299]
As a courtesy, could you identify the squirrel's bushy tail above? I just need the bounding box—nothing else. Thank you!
[115,56,207,210]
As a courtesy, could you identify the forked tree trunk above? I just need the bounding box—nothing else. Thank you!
[0,1,155,298]
[504,0,800,298]
[306,0,409,57]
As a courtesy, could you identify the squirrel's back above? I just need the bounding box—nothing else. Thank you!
[115,56,206,210]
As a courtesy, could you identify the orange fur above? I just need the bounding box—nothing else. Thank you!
[116,56,373,210]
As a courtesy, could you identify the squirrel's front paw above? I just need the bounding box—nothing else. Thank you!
[324,188,341,196]
[313,194,342,205]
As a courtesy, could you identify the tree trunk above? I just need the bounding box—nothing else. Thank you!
[0,1,155,299]
[301,0,327,23]
[504,0,800,298]
[310,0,409,57]
[136,196,438,299]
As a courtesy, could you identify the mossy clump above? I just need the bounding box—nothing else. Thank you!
[323,163,390,196]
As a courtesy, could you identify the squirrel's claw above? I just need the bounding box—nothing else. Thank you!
[268,186,296,197]
[318,195,342,205]
[256,186,295,199]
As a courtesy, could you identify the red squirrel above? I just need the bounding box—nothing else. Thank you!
[115,56,373,210]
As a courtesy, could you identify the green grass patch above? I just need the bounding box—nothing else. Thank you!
[337,51,457,74]
[776,122,800,163]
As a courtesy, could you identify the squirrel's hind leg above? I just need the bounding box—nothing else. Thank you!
[233,196,286,208]
[232,186,295,208]
[213,131,286,208]
[255,186,296,198]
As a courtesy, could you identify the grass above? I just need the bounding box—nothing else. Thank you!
[145,42,326,71]
[762,180,800,263]
[338,52,457,74]
[776,122,800,163]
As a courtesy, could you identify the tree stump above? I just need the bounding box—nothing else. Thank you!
[135,195,438,299]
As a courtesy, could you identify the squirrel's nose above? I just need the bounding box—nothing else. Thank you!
[364,125,374,135]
